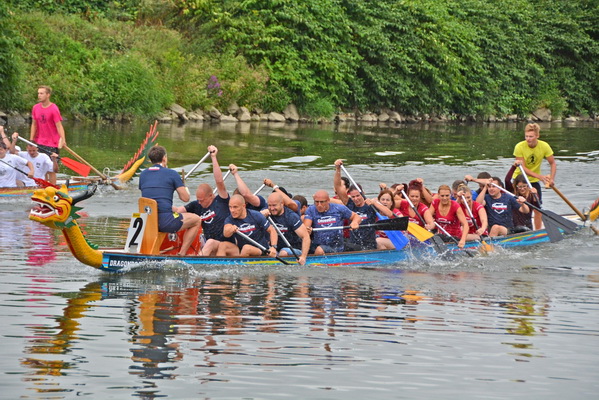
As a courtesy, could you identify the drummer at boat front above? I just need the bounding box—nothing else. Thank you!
[139,145,202,256]
[218,194,279,258]
[262,191,311,265]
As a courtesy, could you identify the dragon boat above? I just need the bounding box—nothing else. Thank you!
[1,122,159,198]
[28,183,586,273]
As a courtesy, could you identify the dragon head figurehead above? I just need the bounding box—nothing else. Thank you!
[30,185,97,230]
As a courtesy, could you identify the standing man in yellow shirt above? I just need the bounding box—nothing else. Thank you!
[512,123,556,230]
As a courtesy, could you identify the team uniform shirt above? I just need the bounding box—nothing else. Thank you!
[17,151,54,186]
[376,208,402,238]
[512,193,537,230]
[305,202,354,252]
[398,200,429,227]
[246,195,267,212]
[431,198,463,237]
[224,209,271,249]
[185,195,230,240]
[346,199,378,250]
[0,153,29,187]
[31,103,63,148]
[139,164,184,213]
[483,193,522,230]
[270,207,303,250]
[512,140,553,183]
[460,201,486,235]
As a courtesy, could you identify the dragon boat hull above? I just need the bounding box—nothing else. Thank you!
[96,226,575,273]
[28,184,583,273]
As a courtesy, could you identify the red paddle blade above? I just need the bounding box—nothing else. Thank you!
[61,156,91,177]
[33,177,59,189]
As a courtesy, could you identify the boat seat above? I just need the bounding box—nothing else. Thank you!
[138,197,166,255]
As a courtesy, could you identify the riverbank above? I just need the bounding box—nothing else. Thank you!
[2,105,598,130]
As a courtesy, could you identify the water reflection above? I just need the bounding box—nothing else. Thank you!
[15,269,579,398]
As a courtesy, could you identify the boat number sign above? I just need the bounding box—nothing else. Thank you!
[125,212,148,253]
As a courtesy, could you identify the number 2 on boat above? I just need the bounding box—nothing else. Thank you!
[125,213,147,253]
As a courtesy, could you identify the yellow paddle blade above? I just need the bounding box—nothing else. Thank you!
[478,240,495,254]
[407,222,434,241]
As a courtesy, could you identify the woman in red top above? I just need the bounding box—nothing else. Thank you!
[430,184,469,248]
[375,189,403,249]
[398,180,435,230]
[456,184,489,241]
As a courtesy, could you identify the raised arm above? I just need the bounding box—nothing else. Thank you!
[263,178,298,212]
[333,159,349,204]
[230,164,261,207]
[209,145,228,198]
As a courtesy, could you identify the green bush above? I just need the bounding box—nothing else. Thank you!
[83,55,172,119]
[0,3,25,109]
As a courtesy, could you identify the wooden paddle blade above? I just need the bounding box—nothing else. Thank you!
[60,156,91,177]
[540,209,578,233]
[407,222,434,241]
[542,214,564,242]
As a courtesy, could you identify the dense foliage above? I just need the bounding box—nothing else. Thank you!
[1,0,598,119]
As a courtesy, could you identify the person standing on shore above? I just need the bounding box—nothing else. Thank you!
[30,85,66,184]
[512,123,556,229]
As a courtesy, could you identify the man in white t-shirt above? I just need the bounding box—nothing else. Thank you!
[9,133,58,185]
[0,141,34,188]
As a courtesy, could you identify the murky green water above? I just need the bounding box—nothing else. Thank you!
[1,120,598,399]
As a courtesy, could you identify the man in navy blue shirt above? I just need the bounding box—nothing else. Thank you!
[174,145,230,256]
[264,191,311,265]
[304,190,361,254]
[218,194,279,257]
[476,177,529,237]
[139,145,201,255]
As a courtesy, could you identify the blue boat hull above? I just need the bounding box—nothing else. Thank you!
[98,226,577,273]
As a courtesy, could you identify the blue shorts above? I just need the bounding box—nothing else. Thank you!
[158,212,184,233]
[279,247,302,256]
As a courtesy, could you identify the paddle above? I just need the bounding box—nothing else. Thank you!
[212,170,231,194]
[235,230,292,265]
[460,194,494,253]
[17,136,91,177]
[491,183,578,241]
[184,151,211,180]
[0,158,59,189]
[339,164,409,250]
[267,216,301,261]
[313,217,408,231]
[400,189,446,252]
[253,183,266,196]
[433,221,475,257]
[549,184,586,221]
[63,145,124,190]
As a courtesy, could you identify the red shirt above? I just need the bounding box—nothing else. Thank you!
[432,198,463,237]
[399,200,429,227]
[32,103,63,148]
[460,201,487,235]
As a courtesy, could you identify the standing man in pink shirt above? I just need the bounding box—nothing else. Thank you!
[30,85,66,183]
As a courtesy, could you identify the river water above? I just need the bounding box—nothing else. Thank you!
[1,120,598,399]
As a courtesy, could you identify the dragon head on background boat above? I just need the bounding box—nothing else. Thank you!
[29,184,97,230]
[114,121,159,184]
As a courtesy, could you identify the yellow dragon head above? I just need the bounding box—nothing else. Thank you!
[30,185,97,229]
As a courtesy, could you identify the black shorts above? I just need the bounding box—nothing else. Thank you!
[531,181,543,204]
[37,144,60,156]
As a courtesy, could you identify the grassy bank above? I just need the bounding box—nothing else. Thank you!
[1,1,598,120]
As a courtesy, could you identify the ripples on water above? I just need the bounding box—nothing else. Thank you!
[1,122,598,399]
